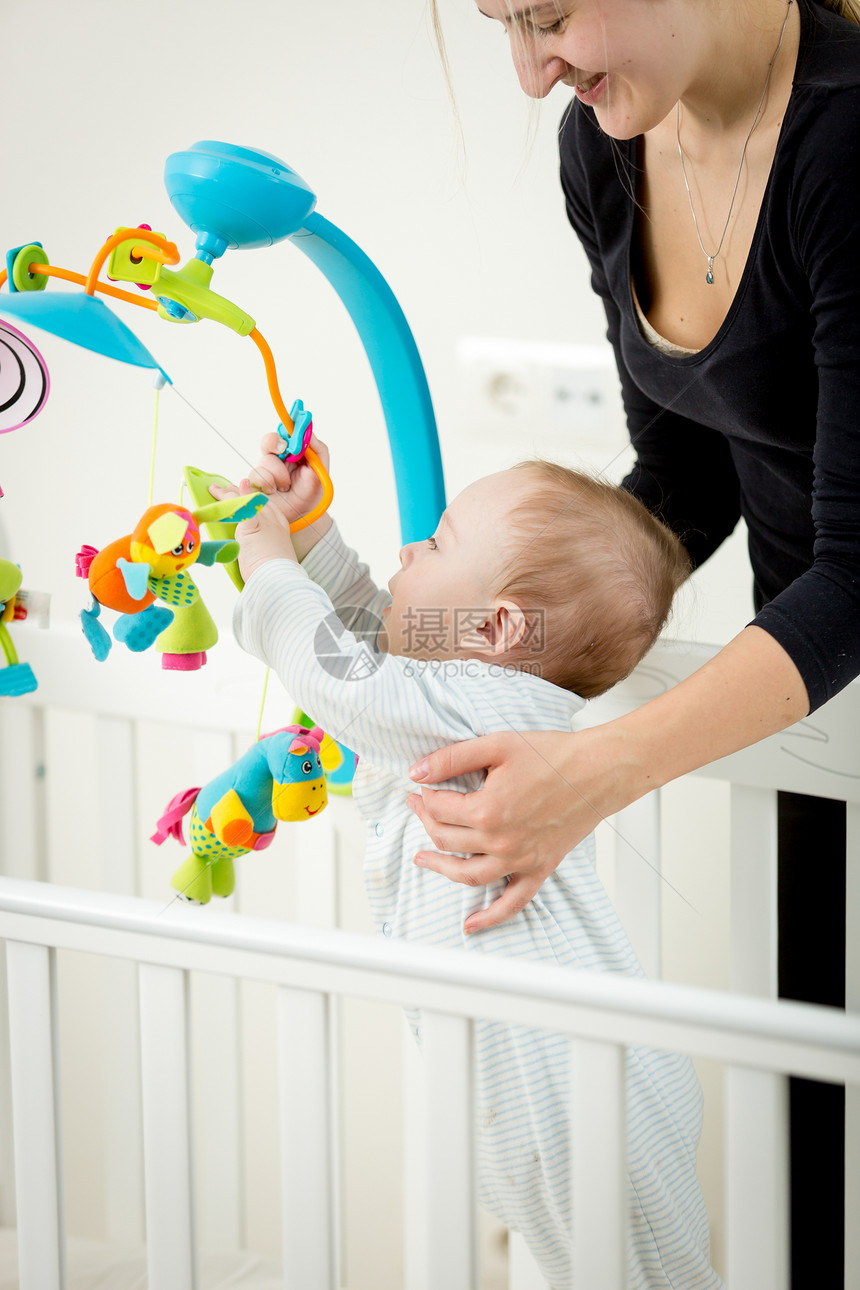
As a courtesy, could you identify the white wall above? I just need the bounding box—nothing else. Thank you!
[1,0,752,638]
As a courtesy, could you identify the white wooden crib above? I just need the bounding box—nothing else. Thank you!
[0,624,858,1290]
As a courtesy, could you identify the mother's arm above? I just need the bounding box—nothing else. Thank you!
[408,624,808,932]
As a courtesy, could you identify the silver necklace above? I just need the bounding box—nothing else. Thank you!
[676,0,793,285]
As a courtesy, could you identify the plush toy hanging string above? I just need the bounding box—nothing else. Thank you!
[148,373,167,506]
[256,668,271,742]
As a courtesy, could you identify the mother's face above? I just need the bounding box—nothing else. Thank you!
[475,0,693,139]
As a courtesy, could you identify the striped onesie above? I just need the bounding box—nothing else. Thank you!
[233,523,723,1289]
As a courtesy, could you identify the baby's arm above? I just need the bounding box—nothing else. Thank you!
[298,521,391,647]
[239,431,390,638]
[234,563,483,775]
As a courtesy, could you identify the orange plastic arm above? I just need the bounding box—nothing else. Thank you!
[130,243,169,264]
[29,263,159,310]
[0,268,7,290]
[85,229,179,296]
[247,328,333,531]
[289,444,334,533]
[248,326,295,434]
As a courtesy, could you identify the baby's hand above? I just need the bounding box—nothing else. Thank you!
[209,483,297,583]
[241,432,330,523]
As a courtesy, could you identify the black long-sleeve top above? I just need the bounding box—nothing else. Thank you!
[559,0,860,712]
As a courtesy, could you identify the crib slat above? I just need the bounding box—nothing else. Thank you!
[421,1011,478,1290]
[193,972,244,1251]
[0,951,15,1230]
[6,940,65,1290]
[0,704,46,880]
[729,785,778,996]
[727,786,787,1287]
[186,732,245,1250]
[402,1025,429,1290]
[289,805,344,1282]
[725,1067,789,1289]
[96,715,138,896]
[613,794,662,979]
[103,961,144,1243]
[139,962,197,1290]
[845,802,860,1287]
[96,715,146,1242]
[277,985,336,1289]
[570,1038,625,1290]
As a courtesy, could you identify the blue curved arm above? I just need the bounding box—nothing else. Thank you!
[289,212,446,543]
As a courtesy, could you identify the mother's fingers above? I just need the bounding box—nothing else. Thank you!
[413,843,550,930]
[407,786,492,828]
[408,733,504,785]
[463,873,545,934]
[408,787,524,861]
[413,849,506,888]
[408,790,501,857]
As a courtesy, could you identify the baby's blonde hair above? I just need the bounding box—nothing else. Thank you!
[497,461,690,698]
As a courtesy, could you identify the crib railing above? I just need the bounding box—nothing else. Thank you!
[1,624,859,1289]
[1,877,859,1290]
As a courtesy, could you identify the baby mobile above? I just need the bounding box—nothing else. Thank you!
[0,320,51,694]
[0,140,446,898]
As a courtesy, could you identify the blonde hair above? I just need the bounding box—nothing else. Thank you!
[497,461,690,698]
[819,0,860,20]
[427,0,860,56]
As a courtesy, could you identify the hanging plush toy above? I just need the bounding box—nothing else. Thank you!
[291,705,357,796]
[76,491,267,668]
[150,724,342,904]
[0,559,40,696]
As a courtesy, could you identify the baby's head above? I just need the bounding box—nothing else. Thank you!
[382,460,689,698]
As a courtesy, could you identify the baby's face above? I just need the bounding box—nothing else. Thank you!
[380,468,530,659]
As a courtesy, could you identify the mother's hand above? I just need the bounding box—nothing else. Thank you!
[407,725,636,933]
[407,628,813,933]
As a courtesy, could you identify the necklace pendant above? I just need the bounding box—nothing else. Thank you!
[706,258,715,285]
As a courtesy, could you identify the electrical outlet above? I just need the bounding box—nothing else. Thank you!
[457,337,624,446]
[549,363,609,434]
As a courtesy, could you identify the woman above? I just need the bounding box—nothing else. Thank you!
[414,2,859,1285]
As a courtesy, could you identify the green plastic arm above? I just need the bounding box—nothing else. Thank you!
[153,259,256,335]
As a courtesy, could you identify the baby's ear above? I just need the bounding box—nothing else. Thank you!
[461,601,527,656]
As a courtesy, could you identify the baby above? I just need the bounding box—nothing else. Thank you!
[220,436,722,1290]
